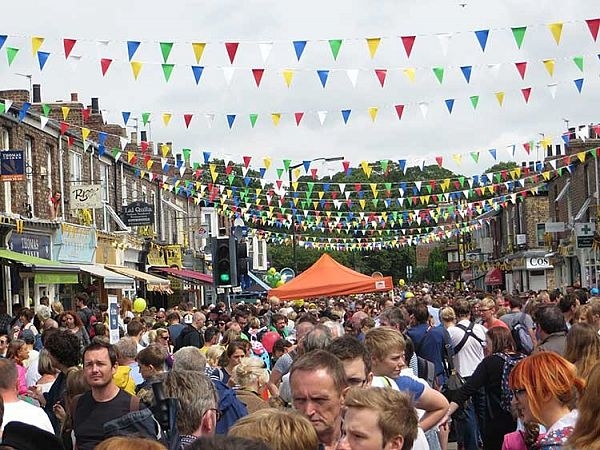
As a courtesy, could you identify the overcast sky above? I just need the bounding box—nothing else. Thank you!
[1,0,599,178]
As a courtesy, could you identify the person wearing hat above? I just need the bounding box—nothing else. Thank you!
[1,420,65,450]
[0,358,54,434]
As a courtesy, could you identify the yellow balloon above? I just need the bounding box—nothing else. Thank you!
[276,280,285,287]
[268,267,277,275]
[399,279,405,286]
[404,292,414,299]
[133,297,147,313]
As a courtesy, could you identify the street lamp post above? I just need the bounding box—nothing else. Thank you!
[288,156,344,273]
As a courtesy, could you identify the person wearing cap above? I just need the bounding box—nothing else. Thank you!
[0,358,54,434]
[1,420,65,450]
[20,328,39,369]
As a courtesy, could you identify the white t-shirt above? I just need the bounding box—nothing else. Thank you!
[1,399,54,434]
[447,320,486,378]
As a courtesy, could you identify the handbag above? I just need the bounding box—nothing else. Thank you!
[441,333,465,402]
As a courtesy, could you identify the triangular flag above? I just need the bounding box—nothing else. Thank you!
[31,36,44,56]
[403,68,416,82]
[18,103,30,122]
[252,68,264,87]
[445,99,455,114]
[61,106,70,120]
[191,66,204,85]
[37,51,50,70]
[225,42,239,63]
[162,113,172,127]
[346,69,359,87]
[227,114,236,129]
[161,64,175,82]
[460,66,472,83]
[192,42,206,63]
[81,127,90,141]
[548,22,563,45]
[329,39,342,60]
[375,69,387,87]
[401,36,416,57]
[435,156,443,168]
[573,56,584,72]
[474,30,489,51]
[488,63,501,78]
[258,42,273,62]
[223,67,235,86]
[511,26,527,49]
[470,152,480,163]
[437,33,452,56]
[6,47,19,66]
[586,18,600,41]
[368,107,378,122]
[0,35,6,51]
[521,87,531,103]
[127,40,141,61]
[249,113,258,128]
[515,62,527,80]
[489,148,497,160]
[366,38,381,58]
[130,61,143,79]
[183,114,193,128]
[432,67,444,84]
[40,116,49,129]
[317,70,329,88]
[63,38,76,59]
[42,104,50,117]
[271,113,281,126]
[142,112,151,125]
[293,41,307,61]
[317,111,327,125]
[294,112,304,126]
[100,58,112,76]
[418,102,428,118]
[470,95,479,109]
[495,92,505,106]
[341,109,351,124]
[282,69,294,87]
[574,78,584,93]
[394,104,405,120]
[160,42,174,63]
[543,59,555,76]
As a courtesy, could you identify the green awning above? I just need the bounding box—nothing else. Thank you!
[0,248,80,284]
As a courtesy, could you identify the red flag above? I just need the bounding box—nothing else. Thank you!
[60,121,69,135]
[141,141,149,153]
[355,183,362,192]
[342,160,350,173]
[375,69,387,87]
[401,36,416,58]
[523,142,531,154]
[81,108,90,122]
[394,104,405,120]
[225,42,239,63]
[276,180,283,189]
[294,112,304,126]
[435,156,443,168]
[63,38,76,59]
[521,87,531,103]
[515,62,527,80]
[586,18,600,41]
[184,114,193,128]
[252,69,264,87]
[243,156,252,168]
[225,164,233,175]
[310,168,318,180]
[100,58,112,76]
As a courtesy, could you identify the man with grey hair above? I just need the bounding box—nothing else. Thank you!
[174,312,205,351]
[173,346,207,372]
[114,336,143,386]
[162,370,219,447]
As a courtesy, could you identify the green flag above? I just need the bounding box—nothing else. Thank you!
[329,39,343,60]
[6,47,19,66]
[511,26,527,49]
[573,56,584,72]
[470,95,479,109]
[142,112,151,125]
[42,104,51,117]
[160,42,174,63]
[249,113,258,128]
[162,64,175,82]
[432,67,444,84]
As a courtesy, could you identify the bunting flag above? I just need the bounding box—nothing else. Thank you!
[375,69,387,87]
[293,41,307,61]
[249,113,258,128]
[512,26,527,49]
[515,62,527,80]
[160,42,174,63]
[437,33,452,56]
[294,112,304,126]
[271,113,281,126]
[366,38,381,58]
[225,42,239,63]
[495,92,505,106]
[586,18,600,41]
[142,112,151,125]
[403,68,416,82]
[573,56,584,72]
[61,106,70,120]
[100,58,112,76]
[474,30,489,51]
[162,113,172,127]
[521,87,532,103]
[37,51,50,70]
[445,99,455,114]
[6,47,19,66]
[63,38,76,59]
[18,103,31,122]
[460,66,472,83]
[317,70,330,88]
[31,36,44,55]
[0,35,6,51]
[470,95,479,109]
[191,66,204,85]
[341,109,351,124]
[329,39,342,60]
[432,67,444,84]
[401,36,416,57]
[368,107,378,122]
[346,69,359,87]
[282,69,294,87]
[192,42,206,63]
[394,104,405,120]
[548,22,563,45]
[252,68,264,87]
[127,40,141,61]
[162,64,175,82]
[227,114,236,129]
[574,78,584,93]
[131,61,143,79]
[543,59,555,76]
[183,114,193,128]
[258,42,272,62]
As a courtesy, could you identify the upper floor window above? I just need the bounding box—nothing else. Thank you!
[100,163,110,203]
[70,151,83,182]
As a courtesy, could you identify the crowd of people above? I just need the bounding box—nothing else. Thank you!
[1,281,600,449]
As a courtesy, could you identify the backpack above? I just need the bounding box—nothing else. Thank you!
[416,356,436,387]
[494,352,526,413]
[510,313,534,355]
[212,378,249,434]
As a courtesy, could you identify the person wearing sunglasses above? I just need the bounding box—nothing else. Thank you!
[0,333,9,357]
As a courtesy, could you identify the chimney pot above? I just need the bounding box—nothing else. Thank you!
[91,98,100,114]
[70,93,78,102]
[140,131,147,142]
[130,132,137,145]
[32,84,41,103]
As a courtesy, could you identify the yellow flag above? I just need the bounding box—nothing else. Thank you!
[263,157,272,170]
[293,167,301,180]
[192,42,206,63]
[403,68,416,82]
[359,199,366,209]
[366,38,381,58]
[271,113,281,126]
[282,69,294,87]
[146,159,154,170]
[81,127,90,141]
[211,171,218,182]
[495,92,505,106]
[61,106,70,120]
[548,22,563,45]
[292,182,299,192]
[368,107,378,122]
[161,144,170,157]
[451,154,462,165]
[543,59,555,76]
[577,151,586,163]
[131,61,143,80]
[162,113,172,127]
[32,36,44,56]
[541,136,552,149]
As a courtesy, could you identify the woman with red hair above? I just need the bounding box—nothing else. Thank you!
[509,352,584,449]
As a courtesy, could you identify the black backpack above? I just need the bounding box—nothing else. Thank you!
[510,313,534,355]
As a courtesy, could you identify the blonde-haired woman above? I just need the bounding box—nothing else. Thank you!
[232,357,269,413]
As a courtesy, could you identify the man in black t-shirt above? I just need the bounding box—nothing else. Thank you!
[73,342,137,450]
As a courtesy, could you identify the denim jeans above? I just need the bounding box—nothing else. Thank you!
[452,399,479,450]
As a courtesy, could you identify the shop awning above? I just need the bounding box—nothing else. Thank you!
[0,248,79,284]
[484,267,504,286]
[78,264,136,290]
[153,267,213,284]
[105,265,171,292]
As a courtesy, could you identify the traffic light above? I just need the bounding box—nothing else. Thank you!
[236,240,249,277]
[212,236,238,287]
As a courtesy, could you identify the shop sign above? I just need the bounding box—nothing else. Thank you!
[55,223,97,264]
[122,201,154,227]
[9,233,51,259]
[69,184,103,209]
[526,257,553,270]
[0,150,24,182]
